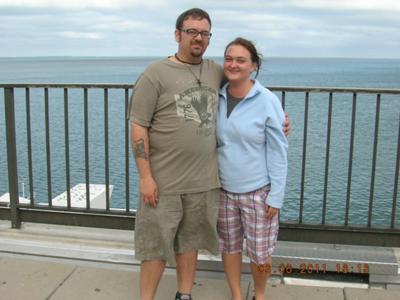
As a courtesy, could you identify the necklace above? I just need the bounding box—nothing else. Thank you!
[174,53,203,87]
[174,53,202,65]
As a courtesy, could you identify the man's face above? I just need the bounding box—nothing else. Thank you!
[175,17,211,58]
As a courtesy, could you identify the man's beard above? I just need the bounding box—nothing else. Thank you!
[190,50,203,57]
[190,41,206,57]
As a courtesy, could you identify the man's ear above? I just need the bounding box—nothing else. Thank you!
[175,29,181,43]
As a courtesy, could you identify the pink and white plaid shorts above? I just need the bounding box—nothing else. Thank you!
[217,186,279,265]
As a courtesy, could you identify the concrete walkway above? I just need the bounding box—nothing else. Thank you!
[1,254,399,300]
[0,221,399,300]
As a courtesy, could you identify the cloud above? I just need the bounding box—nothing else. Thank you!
[0,0,399,58]
[91,18,149,32]
[59,31,103,39]
[0,0,166,9]
[286,0,400,12]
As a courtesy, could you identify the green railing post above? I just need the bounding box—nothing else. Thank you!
[4,87,20,228]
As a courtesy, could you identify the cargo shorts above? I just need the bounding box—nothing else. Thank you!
[134,188,220,266]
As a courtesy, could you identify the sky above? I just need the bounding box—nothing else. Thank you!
[0,0,399,58]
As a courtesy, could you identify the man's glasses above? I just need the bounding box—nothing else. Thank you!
[181,28,212,39]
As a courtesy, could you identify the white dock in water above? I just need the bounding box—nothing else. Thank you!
[50,184,113,209]
[0,193,31,205]
[0,183,113,209]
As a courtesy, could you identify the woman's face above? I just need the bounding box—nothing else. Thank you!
[224,44,257,83]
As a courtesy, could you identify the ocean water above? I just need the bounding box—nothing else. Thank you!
[0,57,399,227]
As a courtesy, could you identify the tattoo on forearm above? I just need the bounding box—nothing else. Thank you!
[133,138,148,160]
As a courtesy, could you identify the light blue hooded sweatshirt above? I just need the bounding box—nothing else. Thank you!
[216,79,288,209]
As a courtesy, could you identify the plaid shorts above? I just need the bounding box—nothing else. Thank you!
[217,185,279,265]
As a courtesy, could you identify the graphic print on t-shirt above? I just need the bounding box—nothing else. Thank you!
[175,86,217,136]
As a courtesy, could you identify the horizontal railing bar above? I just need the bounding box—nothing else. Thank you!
[3,205,399,231]
[268,87,400,94]
[280,221,400,233]
[1,206,398,245]
[0,203,136,220]
[18,208,135,230]
[2,203,398,231]
[0,207,11,220]
[0,84,133,89]
[279,223,400,247]
[10,204,136,215]
[1,84,400,94]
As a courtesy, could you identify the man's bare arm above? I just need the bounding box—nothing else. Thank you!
[131,122,158,207]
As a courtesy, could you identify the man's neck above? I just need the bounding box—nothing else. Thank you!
[174,51,202,65]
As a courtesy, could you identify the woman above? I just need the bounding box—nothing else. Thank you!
[216,38,288,300]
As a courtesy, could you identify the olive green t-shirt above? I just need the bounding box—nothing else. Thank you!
[130,58,224,194]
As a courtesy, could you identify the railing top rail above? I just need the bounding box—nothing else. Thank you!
[0,83,132,89]
[0,84,400,94]
[268,86,400,94]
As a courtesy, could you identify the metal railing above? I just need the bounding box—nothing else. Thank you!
[1,84,399,246]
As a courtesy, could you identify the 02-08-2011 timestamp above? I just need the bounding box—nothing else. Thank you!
[258,263,370,274]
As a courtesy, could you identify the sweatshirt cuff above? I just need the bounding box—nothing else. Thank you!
[266,195,283,209]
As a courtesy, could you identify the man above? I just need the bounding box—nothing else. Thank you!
[130,8,289,300]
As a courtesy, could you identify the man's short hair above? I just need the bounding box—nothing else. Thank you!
[175,8,212,30]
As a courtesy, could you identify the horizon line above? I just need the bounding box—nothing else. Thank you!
[0,55,400,61]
